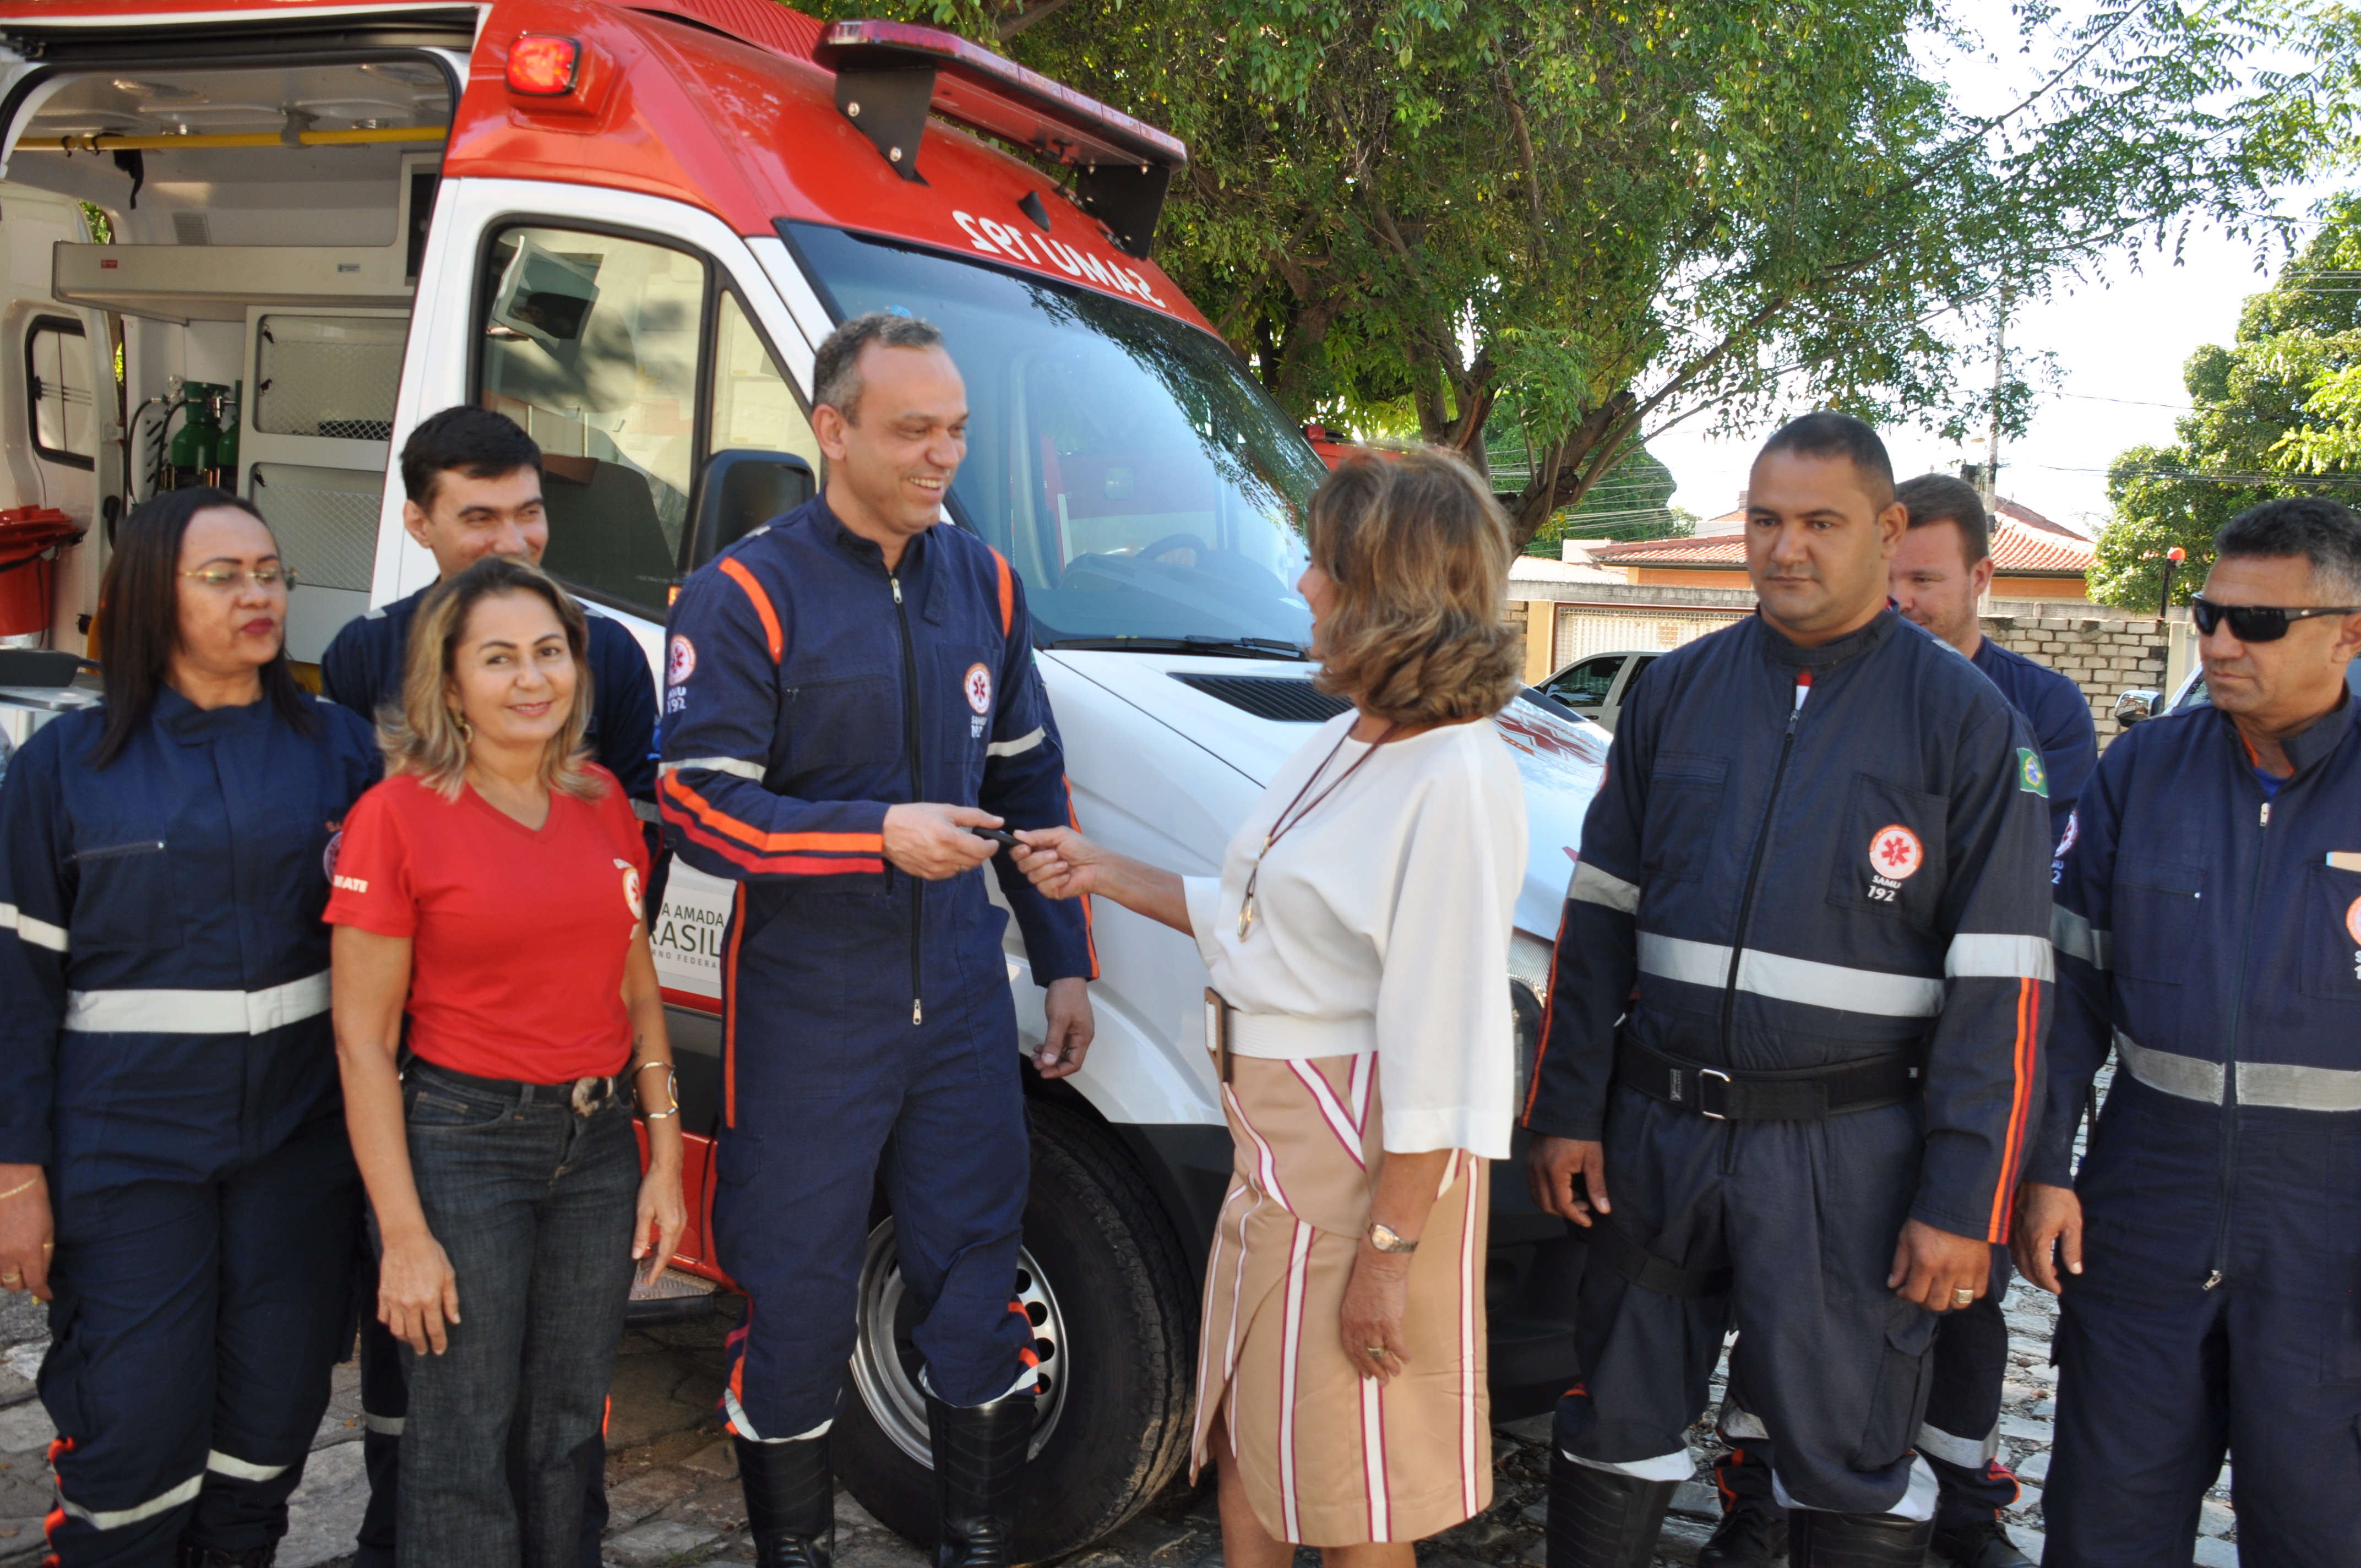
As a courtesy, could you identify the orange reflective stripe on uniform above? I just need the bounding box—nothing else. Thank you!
[719,556,784,662]
[991,548,1014,639]
[1988,978,2039,1243]
[724,885,746,1129]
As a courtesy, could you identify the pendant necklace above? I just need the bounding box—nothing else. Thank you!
[1238,720,1399,939]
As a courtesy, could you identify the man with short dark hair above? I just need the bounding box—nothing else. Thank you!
[1526,412,2056,1568]
[320,404,659,1568]
[660,312,1096,1568]
[2015,497,2361,1566]
[1701,472,2091,1567]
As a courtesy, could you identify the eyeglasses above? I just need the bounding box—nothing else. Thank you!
[179,564,295,592]
[2190,595,2361,642]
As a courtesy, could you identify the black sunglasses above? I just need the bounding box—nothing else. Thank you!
[2189,594,2361,642]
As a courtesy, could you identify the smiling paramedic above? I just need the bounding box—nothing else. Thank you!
[318,405,660,1568]
[0,490,382,1568]
[2014,497,2361,1567]
[659,312,1096,1568]
[1703,472,2091,1568]
[1522,412,2056,1568]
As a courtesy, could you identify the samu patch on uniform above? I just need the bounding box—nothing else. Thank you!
[1864,823,1923,905]
[2017,747,2049,798]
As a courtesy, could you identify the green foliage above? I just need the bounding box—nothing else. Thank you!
[1522,446,1690,553]
[796,0,2284,548]
[2092,194,2361,609]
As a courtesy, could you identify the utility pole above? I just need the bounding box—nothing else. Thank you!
[1981,283,2009,514]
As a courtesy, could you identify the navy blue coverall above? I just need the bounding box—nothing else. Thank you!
[659,499,1094,1439]
[318,583,660,1568]
[1523,609,2055,1517]
[1716,635,2097,1532]
[0,690,380,1568]
[2036,696,2361,1566]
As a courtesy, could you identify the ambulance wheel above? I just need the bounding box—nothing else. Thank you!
[836,1099,1199,1558]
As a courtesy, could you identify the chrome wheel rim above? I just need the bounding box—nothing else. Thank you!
[849,1217,1068,1466]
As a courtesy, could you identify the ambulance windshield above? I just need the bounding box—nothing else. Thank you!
[787,225,1327,654]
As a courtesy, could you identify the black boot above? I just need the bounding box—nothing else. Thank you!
[175,1544,276,1568]
[1698,1507,1789,1567]
[736,1432,833,1568]
[1930,1515,2033,1568]
[1787,1508,1934,1567]
[1545,1446,1677,1568]
[927,1390,1033,1568]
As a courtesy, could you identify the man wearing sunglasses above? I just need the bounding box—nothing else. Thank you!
[2015,496,2361,1566]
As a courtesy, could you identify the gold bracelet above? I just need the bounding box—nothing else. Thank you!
[0,1177,40,1203]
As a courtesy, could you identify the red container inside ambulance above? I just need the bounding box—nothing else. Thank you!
[0,2,1590,1553]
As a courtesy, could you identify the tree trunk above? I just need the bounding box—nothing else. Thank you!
[1508,390,1639,552]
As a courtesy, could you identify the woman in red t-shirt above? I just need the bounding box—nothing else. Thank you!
[327,556,686,1568]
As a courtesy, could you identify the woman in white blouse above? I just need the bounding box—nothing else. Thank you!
[1015,448,1527,1567]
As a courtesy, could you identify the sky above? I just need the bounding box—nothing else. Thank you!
[1646,1,2319,536]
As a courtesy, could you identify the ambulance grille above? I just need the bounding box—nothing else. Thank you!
[1171,674,1350,724]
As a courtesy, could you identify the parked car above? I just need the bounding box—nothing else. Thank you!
[2115,658,2361,727]
[1539,648,1658,731]
[0,2,1598,1556]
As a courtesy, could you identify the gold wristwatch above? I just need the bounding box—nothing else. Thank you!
[1367,1222,1418,1254]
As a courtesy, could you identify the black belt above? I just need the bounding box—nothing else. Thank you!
[1615,1036,1923,1121]
[404,1054,622,1114]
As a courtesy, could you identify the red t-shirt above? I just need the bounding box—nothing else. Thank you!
[325,767,647,1083]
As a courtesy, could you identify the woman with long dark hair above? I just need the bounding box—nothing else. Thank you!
[0,488,383,1568]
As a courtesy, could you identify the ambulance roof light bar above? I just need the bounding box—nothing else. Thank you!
[812,18,1187,259]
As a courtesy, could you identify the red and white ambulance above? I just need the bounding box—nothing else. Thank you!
[0,2,1598,1552]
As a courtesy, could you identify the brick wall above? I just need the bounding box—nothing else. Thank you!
[1979,612,2168,748]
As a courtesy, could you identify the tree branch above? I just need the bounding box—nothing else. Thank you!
[997,0,1079,39]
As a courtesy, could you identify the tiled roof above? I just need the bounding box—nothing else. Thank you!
[1591,502,2095,576]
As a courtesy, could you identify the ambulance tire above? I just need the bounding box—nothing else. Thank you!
[835,1099,1199,1559]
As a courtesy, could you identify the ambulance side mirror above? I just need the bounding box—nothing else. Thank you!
[683,450,817,570]
[2113,688,2160,727]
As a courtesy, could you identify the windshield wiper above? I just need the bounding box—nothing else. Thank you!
[1043,634,1310,661]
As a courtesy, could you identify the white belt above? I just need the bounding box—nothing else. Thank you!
[1223,1009,1375,1061]
[64,970,331,1036]
[2117,1029,2361,1112]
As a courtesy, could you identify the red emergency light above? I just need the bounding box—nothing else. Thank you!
[507,34,581,96]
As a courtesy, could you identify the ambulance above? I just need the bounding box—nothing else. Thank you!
[0,2,1601,1553]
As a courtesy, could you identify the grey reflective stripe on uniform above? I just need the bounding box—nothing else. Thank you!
[0,901,67,952]
[723,1387,761,1440]
[1636,933,1945,1017]
[364,1413,404,1436]
[2050,905,2111,971]
[1916,1420,1999,1468]
[661,757,763,780]
[64,970,330,1036]
[1944,933,2054,981]
[59,1471,203,1530]
[985,726,1045,759]
[1570,862,1640,915]
[206,1450,290,1482]
[2117,1030,2361,1112]
[630,798,661,823]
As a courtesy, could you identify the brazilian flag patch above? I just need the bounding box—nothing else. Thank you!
[2017,747,2049,798]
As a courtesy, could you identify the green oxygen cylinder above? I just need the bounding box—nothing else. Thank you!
[216,382,240,481]
[169,382,226,477]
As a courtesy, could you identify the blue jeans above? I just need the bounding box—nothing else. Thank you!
[392,1061,638,1568]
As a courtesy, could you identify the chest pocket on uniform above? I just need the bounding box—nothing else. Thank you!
[782,669,901,774]
[2112,859,2206,987]
[67,838,178,952]
[2301,863,2361,1003]
[1827,773,1948,930]
[1639,752,1728,885]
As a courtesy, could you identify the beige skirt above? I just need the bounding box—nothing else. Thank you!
[1190,1050,1492,1546]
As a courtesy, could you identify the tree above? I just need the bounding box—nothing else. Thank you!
[809,0,2286,547]
[2092,194,2361,608]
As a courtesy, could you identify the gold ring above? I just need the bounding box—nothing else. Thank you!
[1950,1288,1976,1306]
[1,1273,20,1288]
[1365,1346,1386,1358]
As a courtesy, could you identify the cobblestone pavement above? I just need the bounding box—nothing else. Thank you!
[0,1268,2243,1568]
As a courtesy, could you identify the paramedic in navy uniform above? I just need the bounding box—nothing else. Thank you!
[0,489,382,1568]
[1701,472,2093,1568]
[318,405,659,1568]
[1523,414,2057,1568]
[2016,497,2361,1567]
[659,313,1096,1568]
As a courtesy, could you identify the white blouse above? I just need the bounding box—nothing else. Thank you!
[1183,712,1527,1158]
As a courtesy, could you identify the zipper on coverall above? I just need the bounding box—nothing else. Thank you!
[1721,670,1813,1062]
[2205,794,2272,1288]
[891,572,924,1026]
